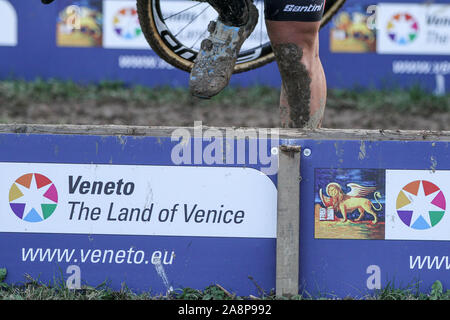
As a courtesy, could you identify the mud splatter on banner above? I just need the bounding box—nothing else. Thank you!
[314,168,385,239]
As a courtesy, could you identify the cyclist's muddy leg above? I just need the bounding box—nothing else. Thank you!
[267,20,326,128]
[264,0,326,129]
[206,0,249,26]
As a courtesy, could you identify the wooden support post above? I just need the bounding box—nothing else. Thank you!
[276,145,301,297]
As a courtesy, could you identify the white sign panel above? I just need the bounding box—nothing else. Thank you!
[2,163,277,238]
[103,0,150,49]
[376,3,450,55]
[386,170,450,240]
[0,0,17,47]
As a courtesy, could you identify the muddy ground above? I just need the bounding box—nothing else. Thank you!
[5,99,450,131]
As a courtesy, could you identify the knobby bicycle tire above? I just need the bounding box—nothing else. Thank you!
[137,0,347,73]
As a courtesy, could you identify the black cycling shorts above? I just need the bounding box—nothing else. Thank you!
[264,0,326,22]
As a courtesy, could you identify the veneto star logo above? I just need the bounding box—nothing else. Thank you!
[387,13,419,45]
[9,173,58,222]
[113,7,142,40]
[396,180,446,230]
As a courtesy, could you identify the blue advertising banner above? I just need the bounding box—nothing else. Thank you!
[0,131,278,295]
[322,0,450,94]
[1,127,450,298]
[296,137,450,297]
[0,0,448,93]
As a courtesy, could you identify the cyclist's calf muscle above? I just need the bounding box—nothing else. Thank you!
[264,0,327,129]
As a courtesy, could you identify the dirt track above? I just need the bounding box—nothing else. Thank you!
[6,100,450,131]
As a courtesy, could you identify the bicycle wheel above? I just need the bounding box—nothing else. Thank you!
[137,0,346,73]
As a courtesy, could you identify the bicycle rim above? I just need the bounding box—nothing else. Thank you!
[137,0,347,73]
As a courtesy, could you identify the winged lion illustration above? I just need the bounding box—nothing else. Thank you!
[319,182,382,224]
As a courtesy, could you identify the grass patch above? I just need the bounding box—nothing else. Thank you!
[0,269,448,300]
[327,85,450,113]
[0,79,447,113]
[0,79,279,109]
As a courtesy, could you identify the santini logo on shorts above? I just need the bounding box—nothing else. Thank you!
[283,4,323,13]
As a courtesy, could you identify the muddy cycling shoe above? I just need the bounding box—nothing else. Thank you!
[189,0,258,99]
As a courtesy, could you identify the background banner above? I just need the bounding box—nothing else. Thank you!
[0,0,448,93]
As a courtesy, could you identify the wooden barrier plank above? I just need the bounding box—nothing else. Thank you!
[1,124,450,141]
